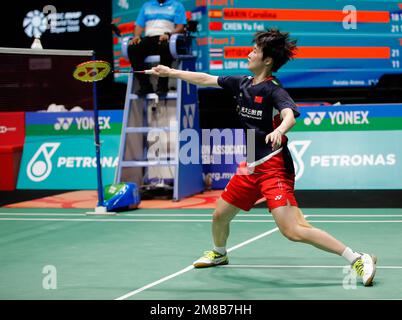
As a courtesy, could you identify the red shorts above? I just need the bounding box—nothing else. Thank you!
[221,152,298,212]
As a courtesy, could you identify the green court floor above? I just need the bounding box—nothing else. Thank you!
[0,208,401,300]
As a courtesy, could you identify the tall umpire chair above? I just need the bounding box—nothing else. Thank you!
[115,22,204,201]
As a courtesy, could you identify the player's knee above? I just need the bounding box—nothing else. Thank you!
[280,226,303,242]
[212,209,230,225]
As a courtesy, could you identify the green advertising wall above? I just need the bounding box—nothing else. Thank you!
[17,111,122,189]
[289,103,402,189]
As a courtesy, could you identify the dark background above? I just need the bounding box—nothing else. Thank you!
[0,0,126,112]
[0,0,113,56]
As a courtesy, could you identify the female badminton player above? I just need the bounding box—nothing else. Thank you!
[152,28,377,286]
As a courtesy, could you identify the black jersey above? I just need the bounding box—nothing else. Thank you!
[217,75,300,166]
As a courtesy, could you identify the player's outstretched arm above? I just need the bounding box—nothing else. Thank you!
[152,65,220,88]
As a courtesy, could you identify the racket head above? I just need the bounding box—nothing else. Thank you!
[73,60,111,82]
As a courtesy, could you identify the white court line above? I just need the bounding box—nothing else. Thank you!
[306,215,402,217]
[305,220,402,223]
[1,218,402,223]
[114,265,195,301]
[220,265,402,269]
[0,213,266,217]
[0,218,274,223]
[227,227,279,253]
[0,213,85,216]
[1,212,402,218]
[114,227,280,300]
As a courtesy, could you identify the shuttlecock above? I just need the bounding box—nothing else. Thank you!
[31,37,43,49]
[47,103,67,112]
[70,106,84,112]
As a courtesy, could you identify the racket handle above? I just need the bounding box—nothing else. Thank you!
[144,69,155,75]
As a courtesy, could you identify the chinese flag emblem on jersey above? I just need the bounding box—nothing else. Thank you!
[254,96,263,103]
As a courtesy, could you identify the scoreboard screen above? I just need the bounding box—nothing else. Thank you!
[112,0,402,88]
[193,0,402,88]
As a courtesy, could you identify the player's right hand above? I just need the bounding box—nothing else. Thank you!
[152,65,172,77]
[265,129,283,151]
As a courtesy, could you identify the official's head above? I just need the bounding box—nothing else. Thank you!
[247,28,297,74]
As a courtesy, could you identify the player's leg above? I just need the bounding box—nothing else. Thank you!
[192,198,240,268]
[271,205,346,254]
[258,166,345,253]
[212,197,240,249]
[271,205,377,286]
[193,173,261,268]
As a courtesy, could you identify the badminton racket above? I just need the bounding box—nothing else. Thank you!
[73,60,155,82]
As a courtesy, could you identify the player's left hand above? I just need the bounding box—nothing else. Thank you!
[265,129,283,150]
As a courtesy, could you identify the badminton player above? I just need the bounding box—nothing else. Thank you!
[152,28,377,286]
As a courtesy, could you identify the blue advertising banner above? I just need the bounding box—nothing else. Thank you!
[175,58,205,199]
[202,128,245,189]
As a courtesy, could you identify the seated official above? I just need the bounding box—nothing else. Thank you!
[127,0,187,96]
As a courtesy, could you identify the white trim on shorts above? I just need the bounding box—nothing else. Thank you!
[247,147,283,168]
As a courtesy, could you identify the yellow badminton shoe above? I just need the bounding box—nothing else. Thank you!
[352,253,377,286]
[193,250,229,268]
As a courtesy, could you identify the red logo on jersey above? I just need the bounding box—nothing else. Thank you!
[254,96,263,103]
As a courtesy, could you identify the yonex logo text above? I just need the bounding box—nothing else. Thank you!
[54,118,73,130]
[304,111,369,126]
[183,104,196,129]
[53,117,111,131]
[304,112,326,126]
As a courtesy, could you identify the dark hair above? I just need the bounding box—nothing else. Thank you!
[253,28,297,72]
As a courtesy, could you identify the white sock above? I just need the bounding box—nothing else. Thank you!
[342,247,361,264]
[213,246,226,255]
